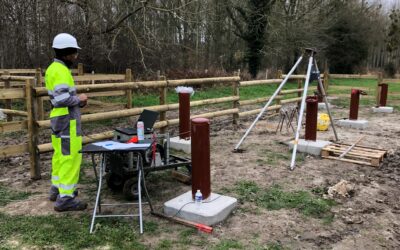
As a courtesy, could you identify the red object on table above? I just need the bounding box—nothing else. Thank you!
[127,136,138,143]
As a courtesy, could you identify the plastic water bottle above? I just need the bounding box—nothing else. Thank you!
[195,189,202,208]
[137,120,144,141]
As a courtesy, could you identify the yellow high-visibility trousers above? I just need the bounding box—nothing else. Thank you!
[51,119,82,197]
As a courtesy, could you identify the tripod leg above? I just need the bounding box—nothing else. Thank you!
[276,114,283,133]
[280,114,286,132]
[284,111,290,132]
[314,59,339,142]
[290,54,315,170]
[287,110,295,133]
[234,56,304,151]
[288,108,294,127]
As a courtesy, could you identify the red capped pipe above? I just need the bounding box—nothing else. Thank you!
[305,96,318,141]
[179,92,191,139]
[378,83,388,107]
[191,118,211,200]
[349,89,361,120]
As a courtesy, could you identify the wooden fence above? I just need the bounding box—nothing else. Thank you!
[1,70,399,179]
[328,72,400,105]
[0,72,312,179]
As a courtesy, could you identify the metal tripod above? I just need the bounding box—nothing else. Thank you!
[234,48,338,170]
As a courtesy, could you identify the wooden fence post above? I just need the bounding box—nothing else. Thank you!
[275,70,282,112]
[233,70,240,125]
[35,68,45,120]
[26,78,41,179]
[376,72,383,107]
[78,63,84,76]
[323,62,329,94]
[4,71,12,122]
[297,79,302,109]
[125,68,132,109]
[158,71,167,134]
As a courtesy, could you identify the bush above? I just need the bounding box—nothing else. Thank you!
[384,62,397,78]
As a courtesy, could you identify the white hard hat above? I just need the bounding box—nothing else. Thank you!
[52,33,81,49]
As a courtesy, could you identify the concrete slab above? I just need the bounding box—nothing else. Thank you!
[288,139,331,156]
[337,119,368,129]
[169,136,191,153]
[164,191,237,226]
[318,102,333,110]
[372,106,394,113]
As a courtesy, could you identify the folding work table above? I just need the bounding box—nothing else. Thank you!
[81,142,151,234]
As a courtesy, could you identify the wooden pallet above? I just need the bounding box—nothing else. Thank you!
[321,143,387,167]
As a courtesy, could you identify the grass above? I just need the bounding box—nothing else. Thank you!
[177,228,197,245]
[262,242,289,250]
[257,147,305,166]
[326,78,400,109]
[233,181,335,221]
[156,239,173,249]
[0,184,32,207]
[0,213,150,249]
[329,78,378,88]
[95,81,303,108]
[0,99,26,111]
[0,208,292,249]
[78,164,96,187]
[257,150,290,165]
[83,116,129,130]
[211,239,243,250]
[0,182,155,249]
[0,130,26,140]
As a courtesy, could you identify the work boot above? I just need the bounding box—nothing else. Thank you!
[49,187,78,202]
[48,185,59,202]
[54,196,87,212]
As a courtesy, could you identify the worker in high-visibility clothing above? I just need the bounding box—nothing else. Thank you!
[46,33,88,212]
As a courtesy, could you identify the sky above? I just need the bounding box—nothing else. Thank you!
[378,0,400,10]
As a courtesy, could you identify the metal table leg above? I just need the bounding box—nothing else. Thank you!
[137,154,143,234]
[91,154,98,182]
[90,153,105,233]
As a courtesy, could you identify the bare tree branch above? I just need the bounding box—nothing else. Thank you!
[102,2,147,34]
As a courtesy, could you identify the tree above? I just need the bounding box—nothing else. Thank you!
[385,8,400,75]
[269,0,329,72]
[0,0,393,76]
[325,1,371,73]
[227,0,276,78]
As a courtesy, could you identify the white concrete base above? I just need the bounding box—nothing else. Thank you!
[337,119,368,129]
[318,102,332,110]
[169,136,191,154]
[289,139,331,156]
[372,106,394,113]
[164,191,237,226]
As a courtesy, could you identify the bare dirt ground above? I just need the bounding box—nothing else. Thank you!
[0,102,400,249]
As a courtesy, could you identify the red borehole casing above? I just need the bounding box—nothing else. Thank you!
[191,118,211,200]
[179,92,191,139]
[379,83,388,107]
[349,89,360,120]
[305,96,318,141]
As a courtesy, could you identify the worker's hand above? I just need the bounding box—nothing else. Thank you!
[79,94,88,107]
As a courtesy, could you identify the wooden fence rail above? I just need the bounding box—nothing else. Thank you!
[2,70,398,179]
